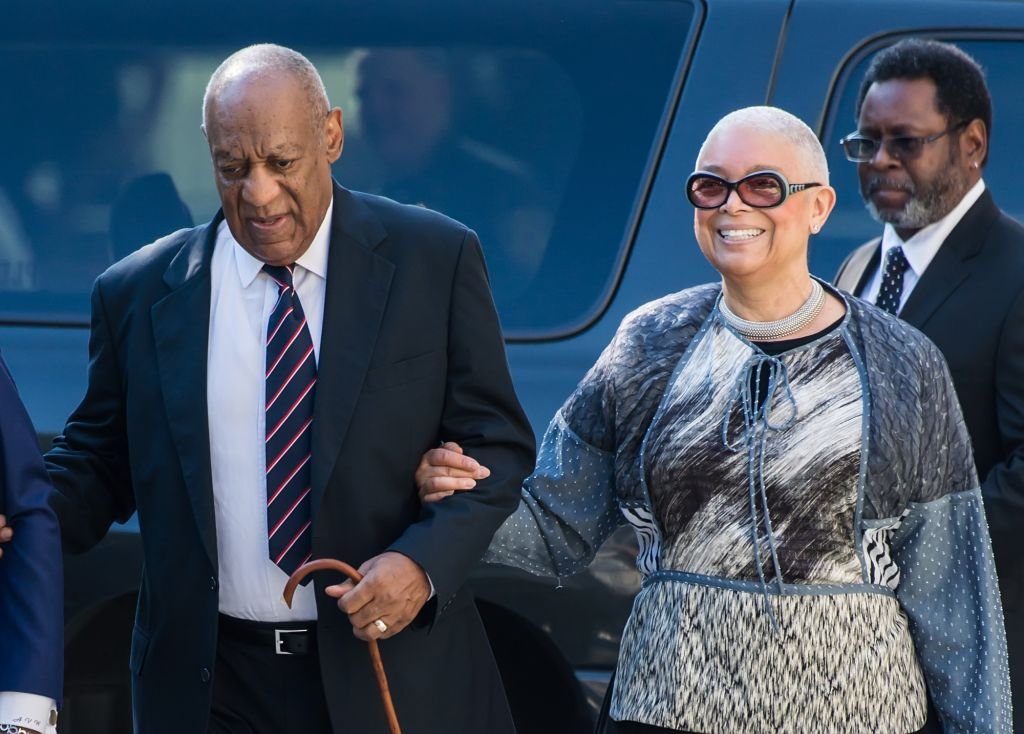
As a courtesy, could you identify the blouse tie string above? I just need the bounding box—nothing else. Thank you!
[721,351,798,634]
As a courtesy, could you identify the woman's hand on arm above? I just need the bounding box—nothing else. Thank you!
[0,515,10,558]
[415,441,491,503]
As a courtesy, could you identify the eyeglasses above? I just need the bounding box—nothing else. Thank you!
[839,121,969,163]
[685,170,822,209]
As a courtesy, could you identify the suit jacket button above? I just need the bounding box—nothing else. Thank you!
[209,576,218,591]
[200,667,211,683]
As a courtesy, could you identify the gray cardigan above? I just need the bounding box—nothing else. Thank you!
[486,282,1011,733]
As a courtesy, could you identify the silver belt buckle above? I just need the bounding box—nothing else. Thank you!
[274,628,305,655]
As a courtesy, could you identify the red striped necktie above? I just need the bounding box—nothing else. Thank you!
[263,264,316,577]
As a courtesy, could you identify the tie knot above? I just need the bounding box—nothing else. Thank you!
[263,264,295,291]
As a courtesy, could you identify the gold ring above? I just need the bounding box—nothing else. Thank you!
[373,618,388,633]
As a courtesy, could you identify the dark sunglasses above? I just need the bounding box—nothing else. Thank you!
[839,120,969,163]
[685,170,822,209]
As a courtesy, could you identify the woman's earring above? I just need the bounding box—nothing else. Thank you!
[811,223,821,234]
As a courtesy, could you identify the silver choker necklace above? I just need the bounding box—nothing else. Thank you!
[719,279,826,340]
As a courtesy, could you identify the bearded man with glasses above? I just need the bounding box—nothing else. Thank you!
[835,37,1024,732]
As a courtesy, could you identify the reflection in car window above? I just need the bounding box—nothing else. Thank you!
[349,48,556,310]
[0,2,695,334]
[815,37,1024,281]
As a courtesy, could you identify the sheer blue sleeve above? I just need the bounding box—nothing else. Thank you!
[892,488,1011,733]
[483,411,619,577]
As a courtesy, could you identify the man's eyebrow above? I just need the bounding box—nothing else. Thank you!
[856,125,925,137]
[212,143,303,160]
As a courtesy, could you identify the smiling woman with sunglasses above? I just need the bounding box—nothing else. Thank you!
[413,106,1010,734]
[686,169,821,209]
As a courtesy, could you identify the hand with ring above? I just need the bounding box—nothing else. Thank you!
[324,551,430,641]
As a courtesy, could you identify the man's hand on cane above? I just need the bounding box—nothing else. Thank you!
[322,442,490,641]
[325,552,430,641]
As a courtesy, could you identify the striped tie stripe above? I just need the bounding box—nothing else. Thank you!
[263,264,317,577]
[269,488,312,538]
[267,388,315,441]
[267,357,315,412]
[274,520,313,565]
[267,306,294,344]
[266,419,313,474]
[266,450,312,505]
[267,320,310,378]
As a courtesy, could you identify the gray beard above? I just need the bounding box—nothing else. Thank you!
[864,164,968,231]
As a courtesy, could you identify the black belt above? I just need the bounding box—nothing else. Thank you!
[218,613,317,655]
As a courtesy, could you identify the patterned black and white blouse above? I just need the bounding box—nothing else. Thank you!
[485,281,1011,734]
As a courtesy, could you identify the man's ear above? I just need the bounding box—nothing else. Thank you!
[961,118,987,167]
[326,108,344,163]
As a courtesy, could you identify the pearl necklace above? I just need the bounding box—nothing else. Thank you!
[719,279,825,340]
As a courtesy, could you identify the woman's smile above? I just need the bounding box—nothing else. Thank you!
[716,226,766,243]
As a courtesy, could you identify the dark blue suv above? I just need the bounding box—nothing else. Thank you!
[4,0,1024,731]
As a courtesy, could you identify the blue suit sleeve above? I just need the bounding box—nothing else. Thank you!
[0,354,63,703]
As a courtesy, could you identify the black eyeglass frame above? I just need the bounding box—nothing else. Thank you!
[839,120,970,163]
[685,169,822,210]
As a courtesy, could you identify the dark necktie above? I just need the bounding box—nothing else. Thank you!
[263,264,317,576]
[875,246,910,316]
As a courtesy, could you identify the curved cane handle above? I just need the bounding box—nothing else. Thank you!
[284,559,402,734]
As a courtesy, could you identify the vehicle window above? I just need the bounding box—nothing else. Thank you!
[0,1,696,336]
[814,36,1024,280]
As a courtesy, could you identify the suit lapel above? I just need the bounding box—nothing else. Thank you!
[836,239,880,296]
[899,191,998,328]
[311,185,393,514]
[151,220,218,568]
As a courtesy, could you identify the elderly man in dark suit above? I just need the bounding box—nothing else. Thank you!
[835,38,1024,731]
[36,43,535,734]
[0,355,62,734]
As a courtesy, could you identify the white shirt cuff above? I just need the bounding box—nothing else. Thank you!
[0,691,57,733]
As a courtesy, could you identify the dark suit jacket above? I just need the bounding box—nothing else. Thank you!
[0,354,63,706]
[45,184,536,734]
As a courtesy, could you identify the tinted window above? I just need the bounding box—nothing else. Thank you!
[0,0,695,336]
[813,36,1024,280]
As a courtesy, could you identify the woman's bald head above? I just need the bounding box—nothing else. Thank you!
[698,106,829,184]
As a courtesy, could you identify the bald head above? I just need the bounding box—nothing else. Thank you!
[203,44,330,134]
[699,106,829,184]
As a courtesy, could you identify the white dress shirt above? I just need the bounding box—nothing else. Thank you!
[0,691,57,733]
[862,179,986,311]
[207,201,332,622]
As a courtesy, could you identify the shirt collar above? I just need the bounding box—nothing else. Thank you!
[231,197,334,287]
[880,178,986,277]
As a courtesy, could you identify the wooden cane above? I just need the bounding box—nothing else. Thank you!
[283,558,402,734]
